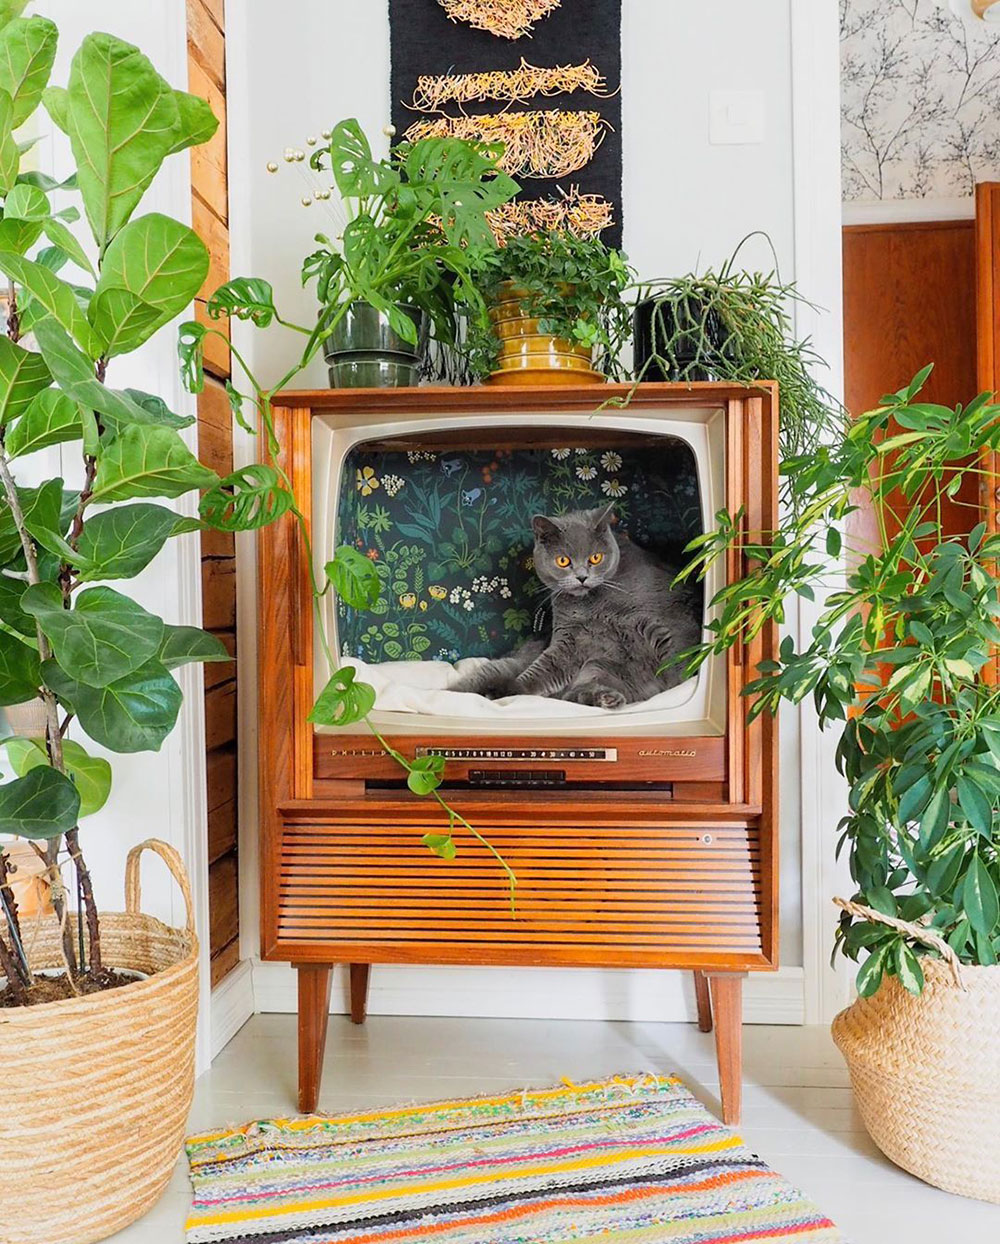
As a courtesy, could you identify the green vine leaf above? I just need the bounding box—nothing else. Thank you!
[422,832,457,861]
[177,319,206,393]
[407,753,445,797]
[199,464,294,532]
[206,277,277,326]
[308,666,376,727]
[0,764,79,838]
[326,545,381,609]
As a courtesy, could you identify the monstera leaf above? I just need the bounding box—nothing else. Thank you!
[326,118,398,200]
[401,136,518,248]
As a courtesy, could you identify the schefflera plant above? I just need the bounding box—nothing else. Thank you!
[683,366,1000,998]
[0,17,246,1000]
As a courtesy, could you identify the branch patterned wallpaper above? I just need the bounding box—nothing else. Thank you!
[841,0,1000,201]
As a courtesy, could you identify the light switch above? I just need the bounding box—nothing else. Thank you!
[709,89,766,145]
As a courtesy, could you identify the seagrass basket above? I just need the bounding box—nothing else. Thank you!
[831,899,1000,1204]
[0,840,199,1244]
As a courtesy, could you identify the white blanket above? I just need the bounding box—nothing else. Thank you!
[339,658,699,722]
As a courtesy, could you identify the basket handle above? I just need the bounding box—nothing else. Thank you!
[834,896,965,990]
[126,839,196,937]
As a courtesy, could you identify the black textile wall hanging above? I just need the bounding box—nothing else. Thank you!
[389,0,623,249]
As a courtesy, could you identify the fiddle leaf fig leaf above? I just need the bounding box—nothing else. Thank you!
[199,464,294,532]
[0,213,42,254]
[91,423,217,502]
[0,764,79,839]
[3,182,48,221]
[325,545,381,609]
[0,15,58,126]
[4,735,111,817]
[0,334,51,423]
[0,625,40,704]
[0,88,21,194]
[167,89,218,155]
[0,252,99,354]
[0,476,61,563]
[41,81,66,133]
[75,503,185,581]
[120,388,194,430]
[308,666,376,727]
[158,624,229,670]
[23,582,164,688]
[4,389,82,458]
[64,33,180,249]
[41,217,95,277]
[91,214,209,355]
[42,657,182,754]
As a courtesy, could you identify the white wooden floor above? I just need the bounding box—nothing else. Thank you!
[108,1014,1000,1243]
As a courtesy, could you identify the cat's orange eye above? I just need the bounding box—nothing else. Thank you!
[555,555,571,568]
[589,553,604,565]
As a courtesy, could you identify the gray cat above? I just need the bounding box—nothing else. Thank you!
[450,505,701,708]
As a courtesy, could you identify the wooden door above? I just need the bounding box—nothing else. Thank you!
[187,0,239,986]
[976,183,1000,682]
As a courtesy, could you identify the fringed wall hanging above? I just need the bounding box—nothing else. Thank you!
[389,0,623,248]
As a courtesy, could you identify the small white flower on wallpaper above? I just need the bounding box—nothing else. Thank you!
[841,0,1000,201]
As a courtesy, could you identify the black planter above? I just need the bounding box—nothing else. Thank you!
[633,296,729,382]
[323,301,428,388]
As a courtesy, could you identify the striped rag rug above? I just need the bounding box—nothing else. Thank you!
[185,1075,845,1243]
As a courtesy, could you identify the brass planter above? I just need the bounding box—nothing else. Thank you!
[485,283,604,387]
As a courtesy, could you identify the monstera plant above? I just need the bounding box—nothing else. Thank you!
[0,17,241,1003]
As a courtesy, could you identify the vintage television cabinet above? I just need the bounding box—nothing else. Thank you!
[259,382,779,1123]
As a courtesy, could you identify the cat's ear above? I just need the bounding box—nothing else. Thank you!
[594,503,616,529]
[532,514,560,540]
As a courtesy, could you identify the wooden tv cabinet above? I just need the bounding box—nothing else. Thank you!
[258,384,779,1125]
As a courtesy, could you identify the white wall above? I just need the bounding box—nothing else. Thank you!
[229,1,846,1024]
[28,0,212,1066]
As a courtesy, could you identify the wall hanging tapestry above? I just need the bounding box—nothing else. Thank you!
[335,440,702,662]
[389,0,623,248]
[183,1075,845,1243]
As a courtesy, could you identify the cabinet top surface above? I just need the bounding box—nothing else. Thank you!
[270,381,778,412]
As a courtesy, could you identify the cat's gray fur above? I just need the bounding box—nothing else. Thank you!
[450,505,701,708]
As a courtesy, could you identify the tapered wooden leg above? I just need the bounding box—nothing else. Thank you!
[350,962,371,1025]
[693,970,713,1033]
[297,964,333,1114]
[708,973,745,1126]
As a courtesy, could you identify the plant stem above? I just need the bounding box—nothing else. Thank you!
[65,827,100,973]
[0,925,27,1001]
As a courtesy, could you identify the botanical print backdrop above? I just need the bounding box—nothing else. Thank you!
[841,0,1000,201]
[336,442,702,663]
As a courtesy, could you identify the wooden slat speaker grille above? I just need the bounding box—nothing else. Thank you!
[277,821,762,961]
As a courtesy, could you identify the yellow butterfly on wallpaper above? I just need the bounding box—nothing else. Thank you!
[437,0,562,41]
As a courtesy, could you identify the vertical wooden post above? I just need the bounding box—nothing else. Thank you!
[350,963,371,1025]
[693,971,713,1033]
[297,964,333,1113]
[708,973,745,1126]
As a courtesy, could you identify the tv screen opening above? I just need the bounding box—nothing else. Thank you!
[312,408,728,738]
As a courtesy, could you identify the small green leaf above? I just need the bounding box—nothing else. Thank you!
[158,624,229,670]
[326,545,381,609]
[406,753,445,796]
[23,582,164,688]
[421,832,456,861]
[91,423,218,503]
[826,527,841,557]
[4,388,81,458]
[964,854,999,937]
[177,320,207,393]
[199,464,294,532]
[4,735,111,817]
[957,775,993,836]
[893,941,925,996]
[308,666,376,727]
[43,657,182,754]
[0,333,51,424]
[856,945,887,998]
[0,764,79,838]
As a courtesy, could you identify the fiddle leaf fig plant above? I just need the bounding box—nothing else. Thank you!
[0,16,251,1005]
[684,366,1000,997]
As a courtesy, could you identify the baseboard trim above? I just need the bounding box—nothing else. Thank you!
[210,958,255,1058]
[250,963,805,1026]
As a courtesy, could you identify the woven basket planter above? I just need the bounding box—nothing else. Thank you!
[0,840,199,1244]
[832,904,1000,1204]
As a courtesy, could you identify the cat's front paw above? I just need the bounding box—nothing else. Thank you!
[596,689,627,709]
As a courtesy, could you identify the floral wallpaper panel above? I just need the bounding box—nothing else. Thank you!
[336,441,703,663]
[841,0,1000,201]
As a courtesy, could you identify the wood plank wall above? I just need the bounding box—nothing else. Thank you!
[187,0,239,987]
[843,220,980,544]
